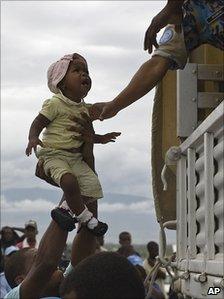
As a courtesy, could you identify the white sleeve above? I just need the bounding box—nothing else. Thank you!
[63,262,74,278]
[4,284,21,299]
[152,25,188,70]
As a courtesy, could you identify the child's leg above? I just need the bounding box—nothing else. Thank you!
[53,173,107,235]
[60,173,85,216]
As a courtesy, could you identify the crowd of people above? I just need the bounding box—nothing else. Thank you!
[1,224,171,299]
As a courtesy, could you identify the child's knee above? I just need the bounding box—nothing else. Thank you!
[60,173,79,193]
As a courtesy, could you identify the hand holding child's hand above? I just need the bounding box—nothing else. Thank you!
[98,101,119,121]
[25,138,43,156]
[100,132,121,144]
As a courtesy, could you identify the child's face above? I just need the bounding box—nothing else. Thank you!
[62,56,92,101]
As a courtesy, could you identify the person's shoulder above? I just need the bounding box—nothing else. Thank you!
[4,284,21,299]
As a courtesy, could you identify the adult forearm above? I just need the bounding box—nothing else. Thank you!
[112,56,169,112]
[82,142,95,171]
[12,227,25,233]
[167,0,184,8]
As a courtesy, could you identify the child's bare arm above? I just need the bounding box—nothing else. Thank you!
[94,132,121,144]
[25,114,51,156]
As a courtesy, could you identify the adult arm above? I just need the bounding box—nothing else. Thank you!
[20,208,68,299]
[12,227,25,234]
[99,55,170,120]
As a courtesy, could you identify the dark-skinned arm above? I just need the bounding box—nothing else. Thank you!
[98,56,170,120]
[20,201,68,299]
[25,114,51,156]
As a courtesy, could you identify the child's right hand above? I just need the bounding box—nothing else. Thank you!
[98,101,119,121]
[25,138,43,156]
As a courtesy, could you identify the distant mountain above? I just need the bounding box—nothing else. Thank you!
[1,187,152,204]
[1,187,176,244]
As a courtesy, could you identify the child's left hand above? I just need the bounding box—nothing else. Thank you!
[99,132,121,144]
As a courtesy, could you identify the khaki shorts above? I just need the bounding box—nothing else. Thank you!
[37,149,103,200]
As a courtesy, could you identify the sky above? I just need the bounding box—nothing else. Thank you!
[1,1,176,244]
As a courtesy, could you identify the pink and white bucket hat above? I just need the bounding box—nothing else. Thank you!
[47,53,86,94]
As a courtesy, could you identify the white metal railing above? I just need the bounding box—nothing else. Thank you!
[176,101,224,298]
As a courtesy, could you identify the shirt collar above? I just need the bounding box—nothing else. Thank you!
[54,91,85,106]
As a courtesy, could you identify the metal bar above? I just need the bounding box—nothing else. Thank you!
[198,64,224,81]
[180,101,224,154]
[177,156,187,259]
[177,64,198,137]
[198,92,224,108]
[187,148,197,259]
[204,133,215,259]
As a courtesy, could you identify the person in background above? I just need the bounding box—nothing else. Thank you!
[0,227,24,253]
[117,244,143,267]
[0,246,19,298]
[60,252,145,299]
[24,220,38,248]
[135,264,165,299]
[143,241,167,297]
[95,235,107,254]
[117,231,141,257]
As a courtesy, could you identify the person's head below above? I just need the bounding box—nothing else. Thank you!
[60,252,145,299]
[119,231,132,247]
[25,220,38,240]
[4,247,63,296]
[147,241,159,260]
[0,226,20,249]
[4,248,37,288]
[47,53,91,103]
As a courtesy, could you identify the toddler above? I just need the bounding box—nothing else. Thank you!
[26,53,120,236]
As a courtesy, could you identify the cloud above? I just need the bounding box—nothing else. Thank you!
[99,200,153,214]
[1,195,54,213]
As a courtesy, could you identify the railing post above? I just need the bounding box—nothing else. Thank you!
[204,132,215,259]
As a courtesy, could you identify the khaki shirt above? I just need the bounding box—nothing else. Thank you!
[40,93,92,150]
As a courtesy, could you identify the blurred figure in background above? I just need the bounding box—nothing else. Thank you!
[0,246,19,298]
[143,241,167,297]
[118,244,143,266]
[17,220,39,249]
[95,236,107,254]
[117,231,141,257]
[0,227,24,253]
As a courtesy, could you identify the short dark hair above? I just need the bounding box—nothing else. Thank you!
[119,231,131,239]
[60,252,145,299]
[147,241,159,258]
[4,248,35,288]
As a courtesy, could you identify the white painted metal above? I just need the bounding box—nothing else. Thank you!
[187,148,197,259]
[204,133,215,260]
[176,100,224,298]
[177,64,198,137]
[177,156,187,259]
